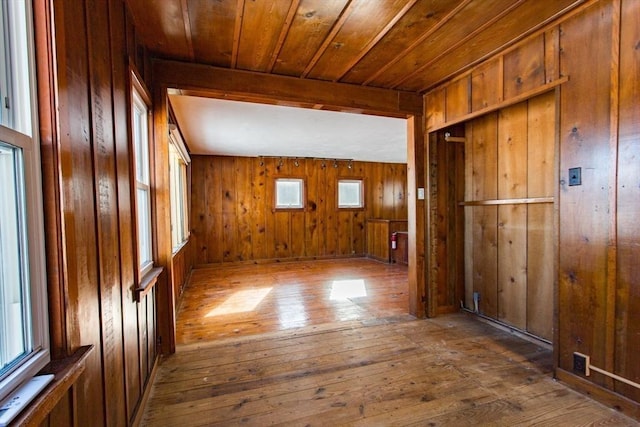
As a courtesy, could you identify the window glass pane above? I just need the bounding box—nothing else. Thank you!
[133,96,148,184]
[0,2,31,135]
[338,180,363,208]
[276,179,303,208]
[0,142,30,377]
[136,187,152,268]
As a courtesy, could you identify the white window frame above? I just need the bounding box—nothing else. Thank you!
[338,179,364,209]
[131,74,154,277]
[0,1,50,404]
[275,178,305,210]
[169,125,190,252]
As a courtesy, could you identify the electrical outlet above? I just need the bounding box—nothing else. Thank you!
[573,352,590,375]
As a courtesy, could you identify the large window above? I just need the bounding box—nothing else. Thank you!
[169,125,190,251]
[338,179,364,209]
[0,0,50,404]
[131,77,154,276]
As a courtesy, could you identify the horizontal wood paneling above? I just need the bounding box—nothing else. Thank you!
[191,156,407,264]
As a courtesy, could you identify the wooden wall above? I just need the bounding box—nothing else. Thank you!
[34,0,181,425]
[425,0,640,415]
[190,156,407,264]
[462,92,555,341]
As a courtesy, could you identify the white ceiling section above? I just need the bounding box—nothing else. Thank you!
[168,96,408,164]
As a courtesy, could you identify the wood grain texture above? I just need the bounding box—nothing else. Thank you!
[445,76,470,122]
[498,102,528,199]
[557,0,613,386]
[174,259,409,345]
[527,203,554,341]
[190,156,407,264]
[462,95,555,338]
[615,0,640,403]
[471,58,502,111]
[503,33,546,100]
[37,0,170,424]
[143,303,634,426]
[497,204,527,329]
[527,91,555,198]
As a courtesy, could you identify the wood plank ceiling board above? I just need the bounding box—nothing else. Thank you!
[305,0,415,82]
[188,0,237,67]
[126,0,191,60]
[272,0,350,77]
[236,0,293,72]
[401,0,586,92]
[365,0,520,89]
[339,0,468,86]
[128,0,590,93]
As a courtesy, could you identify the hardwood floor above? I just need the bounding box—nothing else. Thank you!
[175,258,409,346]
[141,259,636,426]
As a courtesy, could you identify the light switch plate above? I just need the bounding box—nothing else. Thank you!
[569,167,581,186]
[417,188,425,200]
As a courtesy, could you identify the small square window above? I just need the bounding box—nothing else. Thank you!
[338,179,364,208]
[275,178,304,209]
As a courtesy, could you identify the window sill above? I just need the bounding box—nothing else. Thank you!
[9,345,93,426]
[135,267,163,302]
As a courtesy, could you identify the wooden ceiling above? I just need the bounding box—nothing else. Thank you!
[126,0,584,93]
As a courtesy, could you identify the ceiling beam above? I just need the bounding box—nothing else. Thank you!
[153,59,422,117]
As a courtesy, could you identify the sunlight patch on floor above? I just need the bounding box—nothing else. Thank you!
[330,279,367,300]
[205,287,272,317]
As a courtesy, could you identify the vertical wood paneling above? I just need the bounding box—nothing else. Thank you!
[615,0,640,402]
[462,95,554,336]
[471,59,501,111]
[497,204,527,329]
[221,157,236,262]
[527,203,554,340]
[473,206,498,318]
[236,158,253,261]
[86,0,126,422]
[305,160,320,257]
[503,34,545,100]
[527,92,555,197]
[544,26,561,83]
[190,157,207,264]
[264,159,277,259]
[109,0,142,419]
[445,76,470,122]
[41,1,167,424]
[252,157,267,260]
[425,87,445,130]
[464,123,475,309]
[498,102,528,199]
[558,0,613,380]
[52,0,105,425]
[471,113,498,201]
[190,156,407,263]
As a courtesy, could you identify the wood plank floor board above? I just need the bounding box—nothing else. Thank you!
[141,259,637,426]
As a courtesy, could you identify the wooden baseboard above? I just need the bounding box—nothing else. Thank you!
[555,368,640,421]
[131,355,160,427]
